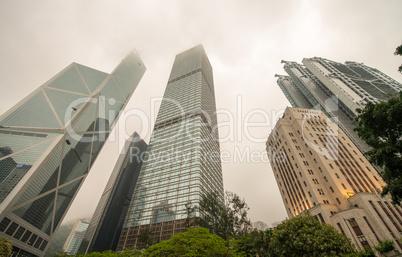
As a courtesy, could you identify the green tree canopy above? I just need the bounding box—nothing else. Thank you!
[235,229,273,257]
[0,237,12,257]
[198,191,251,240]
[270,214,353,257]
[142,227,239,257]
[395,44,402,73]
[355,92,402,203]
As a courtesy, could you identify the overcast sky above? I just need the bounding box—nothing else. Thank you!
[1,0,401,227]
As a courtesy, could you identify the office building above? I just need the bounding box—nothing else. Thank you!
[0,51,146,256]
[62,219,89,255]
[276,57,402,154]
[79,132,147,253]
[117,45,223,250]
[267,107,402,251]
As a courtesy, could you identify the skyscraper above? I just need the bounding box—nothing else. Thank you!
[266,107,402,251]
[0,51,146,257]
[62,219,90,255]
[276,57,402,154]
[117,45,223,250]
[79,132,147,253]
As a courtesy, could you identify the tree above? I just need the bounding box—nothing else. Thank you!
[137,228,153,249]
[375,239,395,254]
[142,227,239,256]
[198,191,251,240]
[0,237,12,257]
[355,92,402,203]
[270,214,353,257]
[395,44,402,73]
[235,229,273,257]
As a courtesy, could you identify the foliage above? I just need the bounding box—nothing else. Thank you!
[198,191,252,240]
[235,229,273,257]
[358,248,376,257]
[270,214,353,257]
[355,92,402,203]
[395,44,402,73]
[343,247,375,257]
[375,239,395,254]
[0,237,12,257]
[137,228,153,250]
[142,227,239,256]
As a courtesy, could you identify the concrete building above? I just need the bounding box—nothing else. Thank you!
[79,132,147,253]
[0,51,146,256]
[266,107,402,252]
[117,45,223,250]
[62,219,89,255]
[276,57,402,154]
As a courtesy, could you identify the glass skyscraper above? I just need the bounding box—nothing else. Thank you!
[79,132,147,253]
[117,45,223,250]
[0,51,146,256]
[276,57,402,154]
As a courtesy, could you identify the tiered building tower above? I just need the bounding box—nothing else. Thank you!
[276,57,402,154]
[79,132,147,253]
[117,45,223,250]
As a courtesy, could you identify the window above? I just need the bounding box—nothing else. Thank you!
[336,198,341,204]
[330,186,334,193]
[341,183,346,189]
[329,164,334,169]
[335,173,340,178]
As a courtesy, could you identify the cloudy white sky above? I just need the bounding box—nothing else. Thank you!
[1,0,401,227]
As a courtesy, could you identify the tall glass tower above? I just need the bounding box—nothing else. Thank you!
[117,45,223,250]
[79,132,147,254]
[0,51,146,257]
[276,57,402,154]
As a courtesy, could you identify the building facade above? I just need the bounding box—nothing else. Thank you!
[79,132,147,253]
[117,45,223,250]
[276,57,402,154]
[266,107,402,251]
[0,51,146,256]
[62,219,89,255]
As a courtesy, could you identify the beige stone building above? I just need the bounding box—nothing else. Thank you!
[266,107,402,252]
